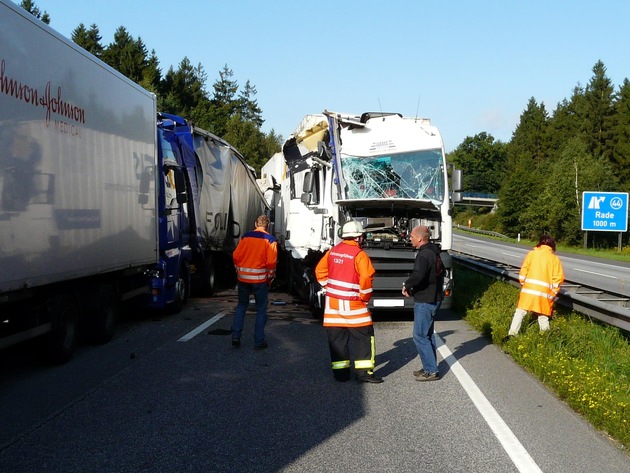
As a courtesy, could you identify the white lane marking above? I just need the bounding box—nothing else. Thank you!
[436,334,543,473]
[572,268,617,279]
[501,252,521,258]
[177,312,226,342]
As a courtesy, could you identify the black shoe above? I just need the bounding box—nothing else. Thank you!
[254,342,268,350]
[356,374,384,384]
[415,371,440,382]
[232,338,240,348]
[413,369,426,378]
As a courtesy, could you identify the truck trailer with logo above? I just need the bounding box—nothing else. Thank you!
[0,0,267,362]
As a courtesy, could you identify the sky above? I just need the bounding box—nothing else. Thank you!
[27,0,630,152]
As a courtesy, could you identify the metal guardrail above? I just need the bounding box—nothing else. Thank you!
[453,253,630,333]
[454,225,509,239]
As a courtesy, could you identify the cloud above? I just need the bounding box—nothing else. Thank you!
[474,108,516,142]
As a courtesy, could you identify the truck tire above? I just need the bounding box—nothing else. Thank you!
[44,293,80,364]
[85,285,119,345]
[204,255,216,296]
[168,266,189,314]
[308,283,324,320]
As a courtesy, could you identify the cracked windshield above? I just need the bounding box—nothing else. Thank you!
[341,149,444,202]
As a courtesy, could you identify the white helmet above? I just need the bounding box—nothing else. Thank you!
[341,220,365,238]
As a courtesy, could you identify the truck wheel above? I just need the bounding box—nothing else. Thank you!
[204,255,216,296]
[86,285,119,344]
[311,306,324,320]
[308,283,324,320]
[287,262,297,296]
[168,267,189,314]
[45,294,80,364]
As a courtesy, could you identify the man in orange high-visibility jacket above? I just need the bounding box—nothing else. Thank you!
[507,234,564,337]
[315,220,383,383]
[231,215,277,350]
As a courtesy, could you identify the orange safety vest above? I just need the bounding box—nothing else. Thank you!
[315,240,375,328]
[516,245,564,316]
[233,228,278,284]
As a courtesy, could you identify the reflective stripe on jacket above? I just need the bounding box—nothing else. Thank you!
[233,228,278,284]
[315,240,375,327]
[516,245,564,316]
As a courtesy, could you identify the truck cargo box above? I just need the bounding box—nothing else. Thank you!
[0,0,158,295]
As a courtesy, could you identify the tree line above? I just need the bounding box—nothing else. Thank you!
[18,0,282,174]
[448,60,630,248]
[20,3,630,247]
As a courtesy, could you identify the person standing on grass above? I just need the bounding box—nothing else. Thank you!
[231,215,277,350]
[402,225,444,382]
[507,234,564,337]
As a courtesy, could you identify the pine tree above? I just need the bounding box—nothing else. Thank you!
[508,97,550,168]
[102,27,149,84]
[548,88,583,155]
[497,98,550,236]
[582,60,615,161]
[160,58,208,123]
[207,65,239,136]
[19,0,49,24]
[238,80,264,128]
[610,79,630,190]
[139,50,162,95]
[71,24,104,58]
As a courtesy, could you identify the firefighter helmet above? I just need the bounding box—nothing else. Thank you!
[341,220,365,238]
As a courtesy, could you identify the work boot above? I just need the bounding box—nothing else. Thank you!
[356,373,384,384]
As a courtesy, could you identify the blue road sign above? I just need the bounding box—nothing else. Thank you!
[581,192,628,232]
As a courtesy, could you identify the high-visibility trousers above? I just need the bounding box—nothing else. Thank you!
[326,325,376,376]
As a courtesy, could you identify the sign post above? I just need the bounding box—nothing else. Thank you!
[581,191,628,251]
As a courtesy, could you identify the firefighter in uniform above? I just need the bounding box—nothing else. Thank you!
[231,215,278,350]
[507,234,564,337]
[315,221,383,383]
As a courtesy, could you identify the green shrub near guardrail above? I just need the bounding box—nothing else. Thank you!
[453,265,630,452]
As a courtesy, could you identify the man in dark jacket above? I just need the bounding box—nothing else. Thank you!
[402,225,443,381]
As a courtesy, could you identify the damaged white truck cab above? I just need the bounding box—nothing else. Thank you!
[260,111,462,315]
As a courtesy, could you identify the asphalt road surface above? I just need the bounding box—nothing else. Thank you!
[1,289,628,473]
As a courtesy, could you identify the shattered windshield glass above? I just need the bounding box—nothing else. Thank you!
[341,149,444,201]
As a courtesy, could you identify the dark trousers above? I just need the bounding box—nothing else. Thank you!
[232,281,269,345]
[326,325,376,379]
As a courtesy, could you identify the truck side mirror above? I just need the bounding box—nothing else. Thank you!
[303,172,314,193]
[452,168,463,192]
[301,192,311,205]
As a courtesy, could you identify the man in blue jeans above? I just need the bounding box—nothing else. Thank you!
[402,225,444,381]
[231,215,278,350]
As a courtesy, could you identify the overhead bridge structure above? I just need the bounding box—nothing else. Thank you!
[456,193,498,207]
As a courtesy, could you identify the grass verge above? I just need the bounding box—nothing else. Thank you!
[453,265,630,452]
